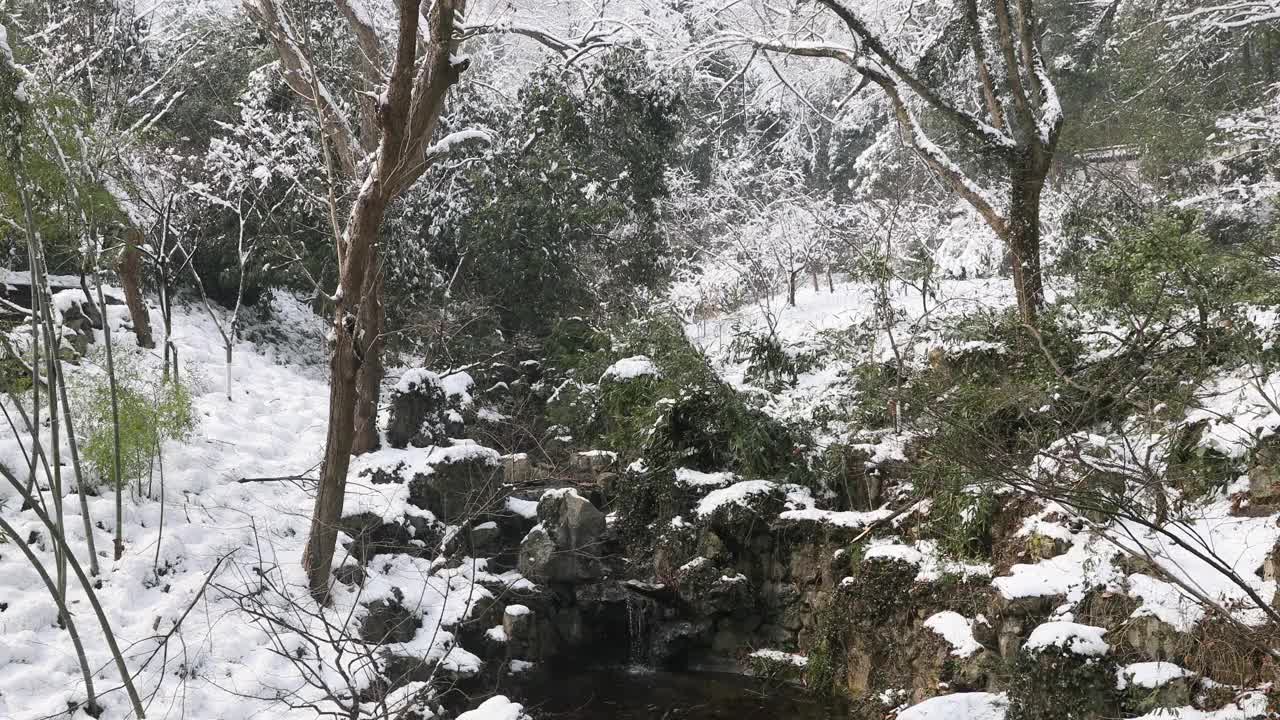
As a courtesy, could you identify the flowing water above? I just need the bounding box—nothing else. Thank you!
[515,669,850,719]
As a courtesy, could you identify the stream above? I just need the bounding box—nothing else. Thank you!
[514,669,851,719]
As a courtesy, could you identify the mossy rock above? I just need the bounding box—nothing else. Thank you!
[1007,644,1119,720]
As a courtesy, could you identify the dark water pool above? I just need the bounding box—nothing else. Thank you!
[515,669,850,719]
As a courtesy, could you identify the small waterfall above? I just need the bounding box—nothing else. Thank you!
[625,592,650,669]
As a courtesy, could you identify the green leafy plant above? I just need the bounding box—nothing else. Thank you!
[73,350,196,490]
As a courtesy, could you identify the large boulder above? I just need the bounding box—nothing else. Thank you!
[386,370,473,449]
[518,489,607,583]
[407,446,503,523]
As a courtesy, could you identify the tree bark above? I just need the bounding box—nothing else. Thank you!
[302,189,387,602]
[1007,152,1049,325]
[352,258,384,455]
[120,228,155,349]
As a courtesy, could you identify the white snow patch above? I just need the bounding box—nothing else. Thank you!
[1023,622,1109,656]
[457,695,528,720]
[923,611,982,657]
[600,355,660,382]
[1116,662,1192,690]
[896,692,1008,720]
[749,649,808,667]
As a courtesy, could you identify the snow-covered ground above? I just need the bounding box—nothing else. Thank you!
[0,295,511,719]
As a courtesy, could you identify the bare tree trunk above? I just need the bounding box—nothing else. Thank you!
[303,193,387,601]
[1008,154,1047,325]
[352,260,384,455]
[120,228,155,349]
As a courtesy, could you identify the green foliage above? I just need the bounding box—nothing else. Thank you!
[1076,211,1274,333]
[918,461,999,560]
[73,351,196,488]
[547,314,810,546]
[728,326,815,392]
[0,90,126,271]
[844,557,918,626]
[423,51,687,339]
[1006,646,1119,720]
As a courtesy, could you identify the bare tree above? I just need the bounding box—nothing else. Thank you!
[714,0,1065,324]
[243,0,476,600]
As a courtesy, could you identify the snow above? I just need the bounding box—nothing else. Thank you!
[1128,692,1270,720]
[693,479,813,518]
[393,367,475,408]
[457,695,528,720]
[695,479,779,516]
[600,354,660,381]
[0,298,500,720]
[856,539,992,583]
[923,611,982,657]
[504,604,531,617]
[0,24,13,66]
[674,467,736,488]
[749,649,808,667]
[1116,662,1193,690]
[486,625,509,642]
[896,692,1008,720]
[427,128,493,157]
[1023,622,1109,656]
[505,496,539,519]
[782,505,894,527]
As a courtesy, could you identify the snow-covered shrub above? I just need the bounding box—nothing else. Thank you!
[1006,623,1118,720]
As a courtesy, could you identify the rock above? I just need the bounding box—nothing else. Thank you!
[517,489,606,583]
[334,563,367,587]
[1117,662,1197,713]
[650,620,708,668]
[406,445,503,523]
[470,521,502,555]
[360,589,420,645]
[1123,615,1187,660]
[386,372,451,448]
[502,453,533,485]
[339,512,441,563]
[503,604,536,656]
[572,450,617,479]
[1247,439,1280,505]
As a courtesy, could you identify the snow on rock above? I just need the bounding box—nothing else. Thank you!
[923,611,982,657]
[854,539,992,583]
[779,505,894,528]
[1128,691,1270,720]
[694,479,813,517]
[457,695,529,720]
[749,649,808,667]
[865,542,924,566]
[393,367,475,408]
[896,692,1008,720]
[1023,622,1109,656]
[600,355,660,382]
[1116,662,1193,690]
[696,479,779,516]
[505,496,539,519]
[486,625,509,642]
[674,467,736,488]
